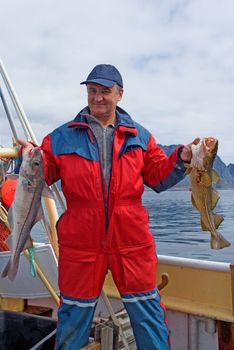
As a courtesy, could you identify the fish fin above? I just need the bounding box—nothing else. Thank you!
[213,213,224,229]
[1,259,11,278]
[1,257,19,281]
[200,172,212,187]
[42,184,54,199]
[35,205,44,224]
[211,233,231,249]
[211,189,220,209]
[211,169,220,184]
[191,194,198,209]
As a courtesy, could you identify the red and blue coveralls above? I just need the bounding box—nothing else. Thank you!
[41,106,186,350]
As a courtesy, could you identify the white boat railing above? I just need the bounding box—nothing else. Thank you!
[103,253,234,323]
[158,254,231,272]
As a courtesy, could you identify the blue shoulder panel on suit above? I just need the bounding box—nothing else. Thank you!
[50,122,99,161]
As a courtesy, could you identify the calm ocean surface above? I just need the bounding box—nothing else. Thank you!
[33,189,234,263]
[143,189,234,263]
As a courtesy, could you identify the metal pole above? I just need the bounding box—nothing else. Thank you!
[0,58,35,141]
[0,58,66,210]
[0,85,18,141]
[101,291,130,350]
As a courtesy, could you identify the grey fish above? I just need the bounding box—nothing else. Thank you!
[187,137,231,249]
[1,147,45,280]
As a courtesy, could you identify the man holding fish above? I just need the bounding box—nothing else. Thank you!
[13,64,213,350]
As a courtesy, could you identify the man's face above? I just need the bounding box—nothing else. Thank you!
[87,83,123,120]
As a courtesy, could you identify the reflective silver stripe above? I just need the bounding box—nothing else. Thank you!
[122,291,158,303]
[62,297,97,308]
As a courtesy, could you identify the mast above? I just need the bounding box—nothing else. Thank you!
[0,58,66,211]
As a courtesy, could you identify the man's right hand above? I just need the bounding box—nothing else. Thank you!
[17,139,35,157]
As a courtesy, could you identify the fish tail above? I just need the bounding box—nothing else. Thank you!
[211,233,231,250]
[1,257,19,281]
[1,259,11,278]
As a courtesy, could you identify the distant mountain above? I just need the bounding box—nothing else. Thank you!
[159,144,234,189]
[213,157,234,189]
[228,163,234,177]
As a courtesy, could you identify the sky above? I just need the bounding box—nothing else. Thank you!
[0,0,234,164]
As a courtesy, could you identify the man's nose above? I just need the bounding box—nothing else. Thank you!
[94,93,103,102]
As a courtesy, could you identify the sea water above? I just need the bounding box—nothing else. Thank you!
[32,189,234,263]
[143,189,234,263]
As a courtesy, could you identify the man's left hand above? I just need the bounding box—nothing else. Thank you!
[180,138,200,162]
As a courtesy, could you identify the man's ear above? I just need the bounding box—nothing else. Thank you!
[118,88,124,101]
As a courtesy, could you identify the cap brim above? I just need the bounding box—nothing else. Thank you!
[80,78,116,88]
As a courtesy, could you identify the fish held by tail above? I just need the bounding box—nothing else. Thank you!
[1,235,33,280]
[188,137,231,250]
[1,257,19,281]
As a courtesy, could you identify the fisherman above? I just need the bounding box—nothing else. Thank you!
[19,64,194,350]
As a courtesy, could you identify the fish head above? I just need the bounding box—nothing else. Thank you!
[21,147,44,179]
[191,137,218,171]
[203,137,218,169]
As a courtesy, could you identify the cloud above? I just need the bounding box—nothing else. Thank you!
[0,0,234,163]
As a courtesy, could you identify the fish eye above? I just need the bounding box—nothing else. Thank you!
[33,161,40,166]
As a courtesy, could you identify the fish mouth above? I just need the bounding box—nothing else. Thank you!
[191,137,218,170]
[203,137,218,150]
[191,137,218,154]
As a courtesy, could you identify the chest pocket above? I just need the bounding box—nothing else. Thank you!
[119,136,148,158]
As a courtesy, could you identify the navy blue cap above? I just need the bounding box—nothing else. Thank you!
[80,64,123,88]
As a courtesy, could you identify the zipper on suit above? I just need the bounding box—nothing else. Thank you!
[88,127,109,231]
[103,127,107,180]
